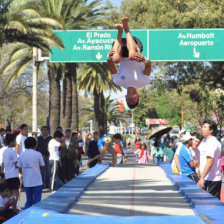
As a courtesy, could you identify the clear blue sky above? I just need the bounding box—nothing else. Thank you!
[88,0,123,8]
[110,0,123,8]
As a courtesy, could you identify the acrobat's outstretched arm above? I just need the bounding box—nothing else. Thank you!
[144,59,151,76]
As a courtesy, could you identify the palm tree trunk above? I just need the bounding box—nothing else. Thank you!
[94,88,105,137]
[71,64,79,131]
[48,64,61,135]
[62,64,73,128]
[100,91,106,134]
[60,77,65,128]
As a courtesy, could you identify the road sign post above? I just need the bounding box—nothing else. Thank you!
[50,29,224,62]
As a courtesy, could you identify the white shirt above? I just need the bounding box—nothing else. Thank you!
[2,147,19,179]
[0,135,4,147]
[0,195,9,207]
[198,136,222,181]
[16,134,27,155]
[0,147,7,164]
[65,138,71,149]
[17,149,45,187]
[48,139,61,160]
[190,147,200,162]
[175,142,183,156]
[112,58,150,89]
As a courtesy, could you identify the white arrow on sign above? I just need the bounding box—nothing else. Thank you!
[193,47,200,58]
[96,52,102,60]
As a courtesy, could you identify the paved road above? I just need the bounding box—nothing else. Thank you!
[69,147,195,216]
[69,165,194,216]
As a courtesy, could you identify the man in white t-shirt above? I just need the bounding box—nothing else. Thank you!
[17,137,45,209]
[1,134,20,210]
[48,131,65,191]
[198,120,222,199]
[15,124,28,155]
[107,17,151,109]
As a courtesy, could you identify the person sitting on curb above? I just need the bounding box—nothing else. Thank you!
[179,134,199,183]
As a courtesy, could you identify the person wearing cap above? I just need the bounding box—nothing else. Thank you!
[198,119,222,199]
[98,134,117,167]
[107,17,151,109]
[178,133,199,183]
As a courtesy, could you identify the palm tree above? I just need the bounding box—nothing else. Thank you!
[36,0,109,131]
[0,0,65,134]
[59,0,109,130]
[0,0,63,55]
[1,0,109,133]
[77,63,121,136]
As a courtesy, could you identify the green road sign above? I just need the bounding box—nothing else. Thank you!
[50,29,224,62]
[150,29,224,61]
[50,30,148,63]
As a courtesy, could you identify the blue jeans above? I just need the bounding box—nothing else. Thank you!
[24,185,43,209]
[154,156,164,165]
[41,155,50,188]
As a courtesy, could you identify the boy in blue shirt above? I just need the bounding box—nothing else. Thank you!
[179,134,199,183]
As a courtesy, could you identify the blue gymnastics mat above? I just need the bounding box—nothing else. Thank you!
[16,211,206,224]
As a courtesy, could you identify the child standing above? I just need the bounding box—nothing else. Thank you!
[134,136,141,162]
[134,144,151,164]
[1,134,20,210]
[17,137,45,209]
[0,183,17,223]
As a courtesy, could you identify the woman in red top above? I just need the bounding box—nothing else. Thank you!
[135,136,141,149]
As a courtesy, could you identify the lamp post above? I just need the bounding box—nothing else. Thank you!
[88,120,93,134]
[32,48,49,133]
[32,48,38,133]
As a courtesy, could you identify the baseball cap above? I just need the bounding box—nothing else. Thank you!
[65,127,72,132]
[182,133,195,142]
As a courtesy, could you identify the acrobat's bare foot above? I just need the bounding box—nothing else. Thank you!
[113,24,123,33]
[122,17,129,32]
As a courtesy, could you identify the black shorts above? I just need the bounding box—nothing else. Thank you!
[112,36,143,57]
[204,180,222,199]
[6,177,20,190]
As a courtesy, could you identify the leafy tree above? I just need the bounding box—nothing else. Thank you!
[118,0,224,126]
